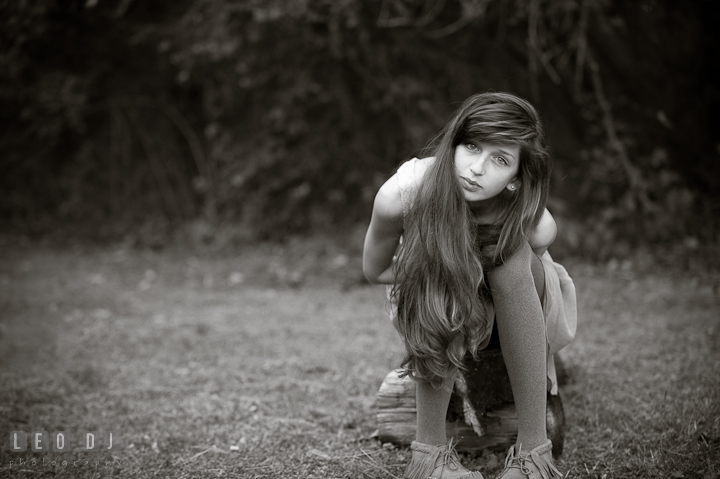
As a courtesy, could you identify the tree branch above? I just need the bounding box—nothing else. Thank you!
[377,0,447,28]
[586,49,656,213]
[114,0,134,18]
[97,97,218,221]
[573,0,590,99]
[528,0,561,85]
[424,0,491,39]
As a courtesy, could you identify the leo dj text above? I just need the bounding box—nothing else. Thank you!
[9,431,121,452]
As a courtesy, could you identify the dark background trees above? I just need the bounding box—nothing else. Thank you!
[2,0,718,259]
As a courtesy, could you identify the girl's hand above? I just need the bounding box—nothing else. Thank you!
[362,174,405,284]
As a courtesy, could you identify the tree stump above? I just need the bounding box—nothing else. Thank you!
[376,348,566,458]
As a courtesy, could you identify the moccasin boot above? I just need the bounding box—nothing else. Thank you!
[496,439,563,479]
[404,439,484,479]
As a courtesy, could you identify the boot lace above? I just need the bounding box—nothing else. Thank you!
[504,445,533,475]
[437,438,462,472]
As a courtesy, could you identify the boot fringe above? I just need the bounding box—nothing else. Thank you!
[404,441,485,479]
[528,446,563,479]
[404,442,442,479]
[500,440,563,479]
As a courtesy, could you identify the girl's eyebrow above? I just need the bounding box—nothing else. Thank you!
[496,149,516,160]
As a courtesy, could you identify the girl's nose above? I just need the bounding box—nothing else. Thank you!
[470,157,486,175]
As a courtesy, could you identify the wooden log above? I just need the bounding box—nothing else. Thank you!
[376,350,566,457]
[376,369,520,451]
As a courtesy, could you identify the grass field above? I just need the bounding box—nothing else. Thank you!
[1,236,719,478]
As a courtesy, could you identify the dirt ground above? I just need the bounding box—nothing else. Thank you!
[1,238,719,478]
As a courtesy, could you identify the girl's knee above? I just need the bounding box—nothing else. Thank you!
[489,241,533,281]
[488,242,545,297]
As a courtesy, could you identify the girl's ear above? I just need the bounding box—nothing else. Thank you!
[507,180,520,192]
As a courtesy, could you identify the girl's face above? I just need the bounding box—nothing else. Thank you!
[454,141,521,205]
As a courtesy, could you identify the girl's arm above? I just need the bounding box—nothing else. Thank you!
[362,174,405,284]
[528,208,557,256]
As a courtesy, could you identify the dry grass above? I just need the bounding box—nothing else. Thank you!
[0,236,718,478]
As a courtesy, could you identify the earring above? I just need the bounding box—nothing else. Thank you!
[509,184,516,190]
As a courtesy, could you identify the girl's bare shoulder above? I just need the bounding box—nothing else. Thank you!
[528,208,557,255]
[373,173,404,224]
[408,156,436,184]
[395,156,435,194]
[374,157,436,224]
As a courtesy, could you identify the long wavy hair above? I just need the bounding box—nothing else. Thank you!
[391,92,551,388]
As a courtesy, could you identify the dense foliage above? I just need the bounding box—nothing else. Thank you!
[2,0,718,257]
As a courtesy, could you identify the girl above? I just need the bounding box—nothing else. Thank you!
[363,92,576,479]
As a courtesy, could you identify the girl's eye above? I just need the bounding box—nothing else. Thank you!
[494,156,508,165]
[466,143,479,151]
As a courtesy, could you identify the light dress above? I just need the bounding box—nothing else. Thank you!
[386,157,577,395]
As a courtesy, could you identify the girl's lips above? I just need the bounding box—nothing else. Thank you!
[461,177,481,189]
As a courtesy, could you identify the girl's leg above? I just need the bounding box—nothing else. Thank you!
[407,372,484,479]
[415,373,456,445]
[487,241,547,451]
